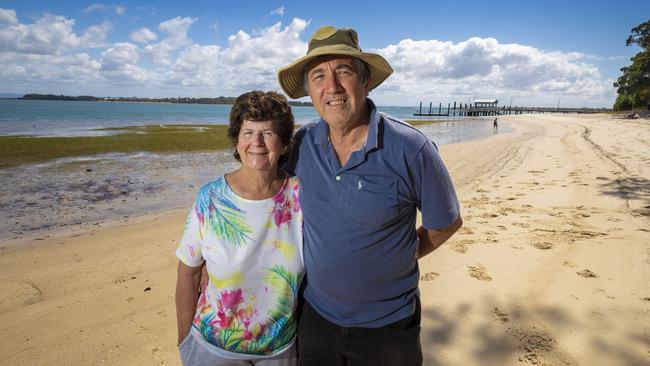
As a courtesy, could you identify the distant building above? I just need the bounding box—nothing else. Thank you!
[474,99,498,108]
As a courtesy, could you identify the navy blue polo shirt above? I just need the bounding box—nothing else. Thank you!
[290,99,460,328]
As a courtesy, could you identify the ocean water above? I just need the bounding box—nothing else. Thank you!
[0,99,503,144]
[0,99,509,241]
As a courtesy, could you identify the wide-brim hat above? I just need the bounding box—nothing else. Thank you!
[278,26,393,99]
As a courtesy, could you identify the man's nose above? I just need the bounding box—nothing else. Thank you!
[323,72,343,92]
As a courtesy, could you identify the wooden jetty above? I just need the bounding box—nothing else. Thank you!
[415,100,610,117]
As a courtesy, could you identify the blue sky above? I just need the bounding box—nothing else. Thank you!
[1,0,648,107]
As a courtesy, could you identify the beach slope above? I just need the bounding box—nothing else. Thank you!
[0,113,648,365]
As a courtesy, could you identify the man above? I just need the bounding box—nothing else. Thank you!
[278,26,462,365]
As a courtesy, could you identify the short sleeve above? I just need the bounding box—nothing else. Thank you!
[175,202,204,267]
[409,140,460,229]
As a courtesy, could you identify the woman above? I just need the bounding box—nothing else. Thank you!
[175,91,302,366]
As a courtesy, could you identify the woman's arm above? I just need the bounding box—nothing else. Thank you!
[175,260,202,345]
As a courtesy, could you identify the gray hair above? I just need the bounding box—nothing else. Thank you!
[302,57,370,94]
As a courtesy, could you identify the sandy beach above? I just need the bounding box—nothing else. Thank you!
[0,113,648,365]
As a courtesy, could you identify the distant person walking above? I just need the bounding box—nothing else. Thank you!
[493,117,498,131]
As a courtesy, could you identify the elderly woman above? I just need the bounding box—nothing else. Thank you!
[175,91,302,366]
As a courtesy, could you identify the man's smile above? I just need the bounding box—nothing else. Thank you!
[327,99,346,106]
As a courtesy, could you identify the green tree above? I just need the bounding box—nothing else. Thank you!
[613,19,650,111]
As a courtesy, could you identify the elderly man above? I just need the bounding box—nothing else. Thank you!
[278,26,462,365]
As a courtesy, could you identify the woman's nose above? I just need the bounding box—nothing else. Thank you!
[254,132,265,143]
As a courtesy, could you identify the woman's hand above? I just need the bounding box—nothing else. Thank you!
[175,261,203,345]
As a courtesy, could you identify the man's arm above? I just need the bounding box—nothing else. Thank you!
[175,261,202,344]
[416,215,463,259]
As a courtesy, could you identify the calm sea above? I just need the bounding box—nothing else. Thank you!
[0,99,504,144]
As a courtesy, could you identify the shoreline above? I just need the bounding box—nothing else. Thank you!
[0,118,496,169]
[1,113,648,365]
[0,119,506,246]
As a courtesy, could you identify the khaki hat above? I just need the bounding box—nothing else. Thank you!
[277,26,393,99]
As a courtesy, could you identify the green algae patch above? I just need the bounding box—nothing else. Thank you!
[0,124,232,168]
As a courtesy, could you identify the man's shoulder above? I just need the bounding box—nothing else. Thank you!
[293,119,318,141]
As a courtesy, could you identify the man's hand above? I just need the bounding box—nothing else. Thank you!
[417,215,463,259]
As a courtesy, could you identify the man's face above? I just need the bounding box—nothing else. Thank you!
[305,56,370,129]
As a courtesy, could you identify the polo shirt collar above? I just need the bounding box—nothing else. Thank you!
[313,98,381,153]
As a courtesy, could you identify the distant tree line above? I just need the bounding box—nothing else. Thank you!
[614,19,650,111]
[19,93,313,107]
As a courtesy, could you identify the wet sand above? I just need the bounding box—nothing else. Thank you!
[0,151,238,246]
[0,113,649,365]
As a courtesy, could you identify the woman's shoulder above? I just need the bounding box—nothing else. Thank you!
[193,175,227,201]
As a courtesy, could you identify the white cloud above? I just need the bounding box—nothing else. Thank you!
[83,3,125,16]
[166,17,308,94]
[270,6,285,16]
[0,10,614,107]
[0,11,111,54]
[0,8,18,25]
[83,4,110,13]
[142,16,196,65]
[374,36,615,107]
[159,16,195,37]
[131,27,157,44]
[101,42,139,70]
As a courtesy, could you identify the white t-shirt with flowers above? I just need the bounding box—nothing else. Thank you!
[176,175,303,358]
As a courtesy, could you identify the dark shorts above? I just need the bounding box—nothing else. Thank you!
[298,298,422,366]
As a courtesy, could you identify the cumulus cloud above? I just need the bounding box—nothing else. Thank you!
[0,9,614,106]
[130,27,157,44]
[0,11,111,54]
[101,42,139,70]
[167,17,308,93]
[0,8,18,25]
[375,37,615,107]
[142,16,196,65]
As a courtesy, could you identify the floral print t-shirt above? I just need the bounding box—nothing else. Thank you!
[176,175,303,357]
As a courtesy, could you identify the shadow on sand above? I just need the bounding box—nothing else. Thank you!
[597,175,650,217]
[420,296,649,365]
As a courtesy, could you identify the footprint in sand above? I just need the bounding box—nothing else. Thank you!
[468,264,492,281]
[562,261,578,268]
[509,326,572,366]
[0,279,42,312]
[420,272,439,281]
[531,241,553,250]
[577,269,598,278]
[450,241,471,253]
[492,307,509,323]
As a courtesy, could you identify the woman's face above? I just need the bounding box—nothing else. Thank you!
[236,120,286,173]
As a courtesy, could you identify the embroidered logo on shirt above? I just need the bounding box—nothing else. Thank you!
[357,180,363,190]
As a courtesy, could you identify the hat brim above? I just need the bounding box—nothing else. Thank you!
[278,48,393,99]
